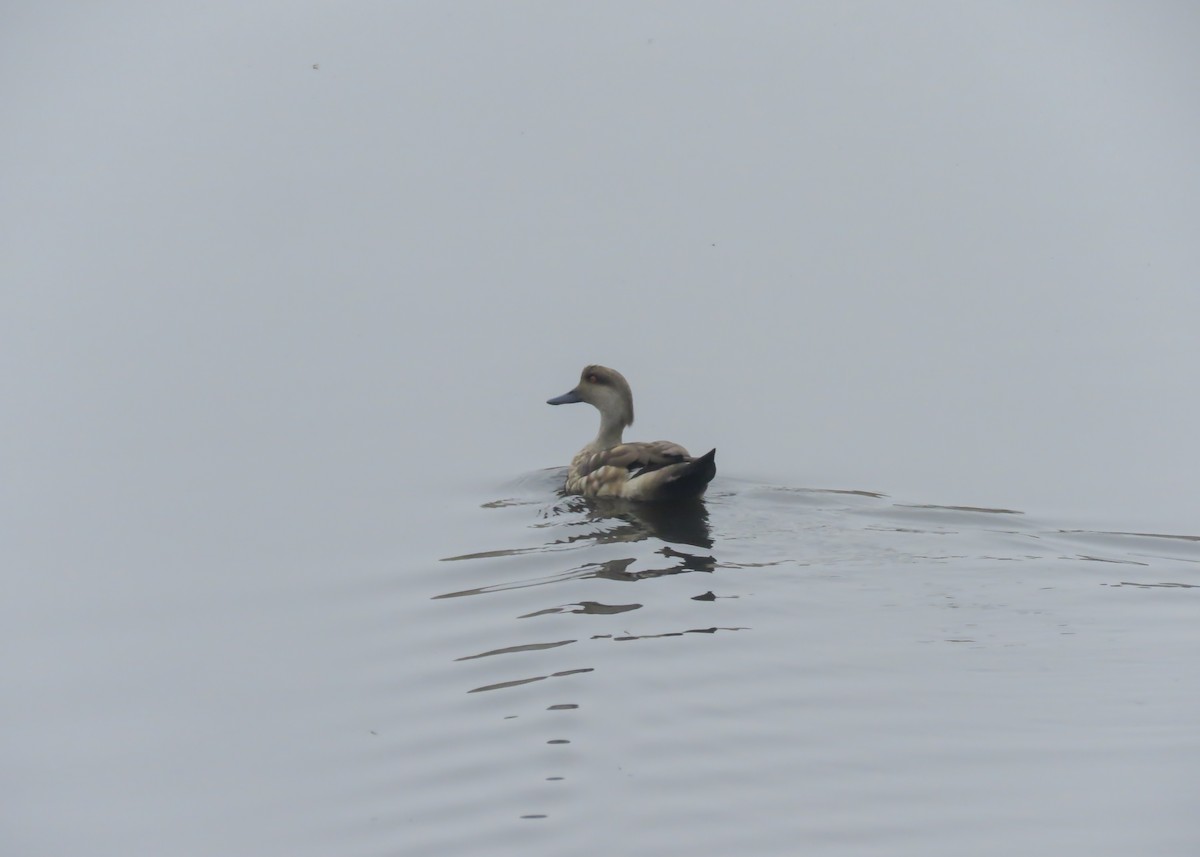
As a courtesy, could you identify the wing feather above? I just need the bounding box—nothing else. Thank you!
[574,441,692,479]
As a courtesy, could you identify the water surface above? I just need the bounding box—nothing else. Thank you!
[7,469,1197,856]
[402,473,1199,856]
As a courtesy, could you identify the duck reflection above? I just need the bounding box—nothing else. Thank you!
[435,545,716,599]
[588,548,716,581]
[552,494,714,549]
[436,494,718,598]
[434,486,742,705]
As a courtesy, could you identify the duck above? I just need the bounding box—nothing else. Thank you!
[547,365,716,501]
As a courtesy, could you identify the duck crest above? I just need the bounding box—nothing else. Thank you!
[546,365,716,501]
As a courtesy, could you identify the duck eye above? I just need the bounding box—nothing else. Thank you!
[586,374,599,384]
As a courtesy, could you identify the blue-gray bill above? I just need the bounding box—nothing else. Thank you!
[546,390,583,405]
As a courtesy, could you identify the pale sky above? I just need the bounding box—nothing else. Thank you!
[3,2,1198,539]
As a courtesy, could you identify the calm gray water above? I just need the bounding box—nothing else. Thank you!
[11,470,1195,856]
[408,474,1200,856]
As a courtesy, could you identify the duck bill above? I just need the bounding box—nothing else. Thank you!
[546,389,583,405]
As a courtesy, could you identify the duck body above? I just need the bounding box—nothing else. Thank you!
[547,365,716,502]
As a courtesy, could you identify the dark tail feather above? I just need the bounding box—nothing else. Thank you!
[660,448,717,500]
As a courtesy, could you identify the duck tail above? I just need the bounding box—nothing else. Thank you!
[659,448,717,500]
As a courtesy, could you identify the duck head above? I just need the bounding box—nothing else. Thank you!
[548,365,635,445]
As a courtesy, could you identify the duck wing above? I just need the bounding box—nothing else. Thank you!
[574,441,692,479]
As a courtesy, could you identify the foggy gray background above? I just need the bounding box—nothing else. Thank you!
[4,3,1197,543]
[3,4,1199,855]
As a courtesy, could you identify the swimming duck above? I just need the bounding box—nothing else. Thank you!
[547,365,716,501]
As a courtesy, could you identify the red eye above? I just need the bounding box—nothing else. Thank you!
[586,374,598,383]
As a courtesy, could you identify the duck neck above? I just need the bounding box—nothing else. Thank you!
[593,412,626,450]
